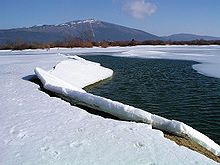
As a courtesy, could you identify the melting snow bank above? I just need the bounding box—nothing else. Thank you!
[34,56,220,157]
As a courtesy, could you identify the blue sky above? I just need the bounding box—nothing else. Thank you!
[1,0,220,36]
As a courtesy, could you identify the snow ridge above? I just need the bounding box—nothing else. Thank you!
[34,56,220,156]
[58,19,99,27]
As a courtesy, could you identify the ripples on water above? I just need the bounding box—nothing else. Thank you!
[82,55,220,144]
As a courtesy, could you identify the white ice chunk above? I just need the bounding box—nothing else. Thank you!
[35,67,85,93]
[49,56,113,89]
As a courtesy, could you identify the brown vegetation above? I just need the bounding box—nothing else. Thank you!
[1,38,220,50]
[164,132,220,163]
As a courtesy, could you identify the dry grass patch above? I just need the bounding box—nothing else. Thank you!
[164,132,220,163]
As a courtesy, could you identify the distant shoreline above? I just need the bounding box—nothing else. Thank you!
[1,39,220,50]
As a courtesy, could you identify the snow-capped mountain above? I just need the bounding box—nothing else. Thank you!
[0,19,160,44]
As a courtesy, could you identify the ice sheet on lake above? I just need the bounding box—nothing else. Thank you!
[52,45,220,79]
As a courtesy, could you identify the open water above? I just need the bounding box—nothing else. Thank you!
[83,55,220,144]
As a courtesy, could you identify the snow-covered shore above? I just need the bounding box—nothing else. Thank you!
[1,46,220,165]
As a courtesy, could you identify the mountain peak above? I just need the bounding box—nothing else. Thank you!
[0,19,160,44]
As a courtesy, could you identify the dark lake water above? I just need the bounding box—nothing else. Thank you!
[82,55,220,144]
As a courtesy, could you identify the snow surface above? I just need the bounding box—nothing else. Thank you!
[1,47,220,165]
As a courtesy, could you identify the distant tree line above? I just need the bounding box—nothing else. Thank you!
[1,38,220,50]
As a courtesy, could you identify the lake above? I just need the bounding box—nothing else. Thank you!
[82,55,220,144]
